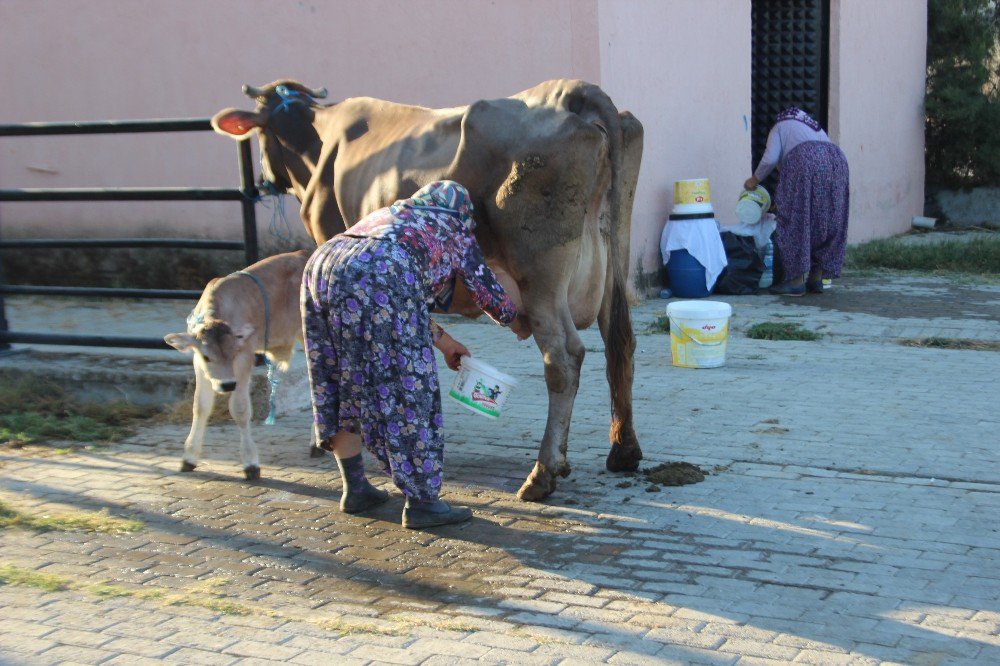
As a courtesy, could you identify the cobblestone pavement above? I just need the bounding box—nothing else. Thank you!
[1,272,999,665]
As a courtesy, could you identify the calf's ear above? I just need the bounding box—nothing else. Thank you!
[164,333,198,353]
[211,108,263,138]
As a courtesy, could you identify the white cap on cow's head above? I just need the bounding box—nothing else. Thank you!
[405,180,475,230]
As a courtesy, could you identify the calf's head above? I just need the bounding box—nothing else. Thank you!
[164,319,254,393]
[211,80,327,193]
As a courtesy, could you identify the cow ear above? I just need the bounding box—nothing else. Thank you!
[164,333,197,353]
[211,108,263,139]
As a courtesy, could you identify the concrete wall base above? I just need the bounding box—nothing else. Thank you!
[930,187,1000,229]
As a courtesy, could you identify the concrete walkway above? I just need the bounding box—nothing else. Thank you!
[1,271,999,665]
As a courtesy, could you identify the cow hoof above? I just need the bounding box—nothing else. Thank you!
[606,442,642,472]
[517,465,557,502]
[309,445,326,458]
[180,461,197,473]
[244,465,261,481]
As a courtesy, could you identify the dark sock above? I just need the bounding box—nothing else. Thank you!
[337,453,378,497]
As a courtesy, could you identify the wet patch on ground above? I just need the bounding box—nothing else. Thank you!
[812,276,1000,321]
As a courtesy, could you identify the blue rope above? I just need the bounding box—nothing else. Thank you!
[256,180,293,243]
[264,359,278,426]
[233,270,279,425]
[273,85,310,114]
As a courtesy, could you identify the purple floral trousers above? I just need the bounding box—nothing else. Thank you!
[302,236,445,501]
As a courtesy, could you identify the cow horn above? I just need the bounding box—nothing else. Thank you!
[306,86,328,99]
[242,84,269,98]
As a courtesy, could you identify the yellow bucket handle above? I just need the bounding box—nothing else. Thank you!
[674,326,726,347]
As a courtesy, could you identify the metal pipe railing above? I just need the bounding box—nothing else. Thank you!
[0,118,260,351]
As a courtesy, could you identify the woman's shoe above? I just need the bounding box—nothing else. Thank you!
[341,485,390,514]
[402,501,473,529]
[806,280,824,294]
[769,281,806,297]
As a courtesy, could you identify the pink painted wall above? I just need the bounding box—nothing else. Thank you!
[829,0,927,243]
[0,0,601,247]
[0,0,926,288]
[597,0,751,284]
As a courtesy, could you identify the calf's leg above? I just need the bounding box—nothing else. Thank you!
[182,362,214,472]
[229,357,261,480]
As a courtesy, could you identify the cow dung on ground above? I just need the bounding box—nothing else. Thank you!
[643,462,705,487]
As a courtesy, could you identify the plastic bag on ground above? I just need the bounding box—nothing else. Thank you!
[713,231,765,295]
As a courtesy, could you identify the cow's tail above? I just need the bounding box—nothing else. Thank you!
[597,97,644,472]
[529,80,644,470]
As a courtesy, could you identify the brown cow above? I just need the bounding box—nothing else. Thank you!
[212,80,643,500]
[164,251,309,480]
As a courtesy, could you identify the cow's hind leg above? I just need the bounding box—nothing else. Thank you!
[182,363,214,472]
[517,305,584,501]
[230,358,261,480]
[598,278,642,472]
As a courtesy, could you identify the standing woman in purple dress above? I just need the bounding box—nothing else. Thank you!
[744,107,850,296]
[302,181,531,529]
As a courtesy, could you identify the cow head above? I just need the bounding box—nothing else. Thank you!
[164,319,255,393]
[211,80,328,192]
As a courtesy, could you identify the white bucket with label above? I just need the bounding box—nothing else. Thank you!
[448,356,517,419]
[666,300,733,368]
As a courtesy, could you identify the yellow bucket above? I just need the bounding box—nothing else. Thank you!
[735,185,771,225]
[673,178,713,214]
[666,300,733,368]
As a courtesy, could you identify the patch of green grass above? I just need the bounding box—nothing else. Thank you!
[0,564,69,592]
[900,337,1000,351]
[645,315,671,334]
[317,618,407,636]
[746,322,822,341]
[87,583,136,599]
[0,371,156,446]
[846,235,1000,277]
[430,620,483,633]
[0,498,144,534]
[177,596,253,616]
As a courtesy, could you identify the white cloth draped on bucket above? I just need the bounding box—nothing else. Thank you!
[724,212,779,252]
[660,217,728,291]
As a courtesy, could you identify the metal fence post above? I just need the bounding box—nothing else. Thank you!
[238,140,260,266]
[0,238,9,352]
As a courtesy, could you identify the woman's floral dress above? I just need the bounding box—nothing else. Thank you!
[301,181,517,501]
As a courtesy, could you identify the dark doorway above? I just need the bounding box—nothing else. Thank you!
[750,0,831,189]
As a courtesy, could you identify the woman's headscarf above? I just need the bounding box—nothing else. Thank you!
[776,107,822,132]
[391,180,476,230]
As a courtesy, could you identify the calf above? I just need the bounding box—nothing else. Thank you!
[164,251,309,479]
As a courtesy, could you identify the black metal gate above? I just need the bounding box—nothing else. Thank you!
[0,119,260,351]
[750,0,831,185]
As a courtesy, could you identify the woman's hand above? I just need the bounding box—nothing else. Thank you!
[509,314,532,341]
[744,176,760,191]
[435,333,470,371]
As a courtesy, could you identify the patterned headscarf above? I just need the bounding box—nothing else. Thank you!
[776,107,822,132]
[393,180,476,230]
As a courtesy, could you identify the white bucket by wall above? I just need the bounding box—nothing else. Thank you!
[448,356,518,419]
[666,300,733,368]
